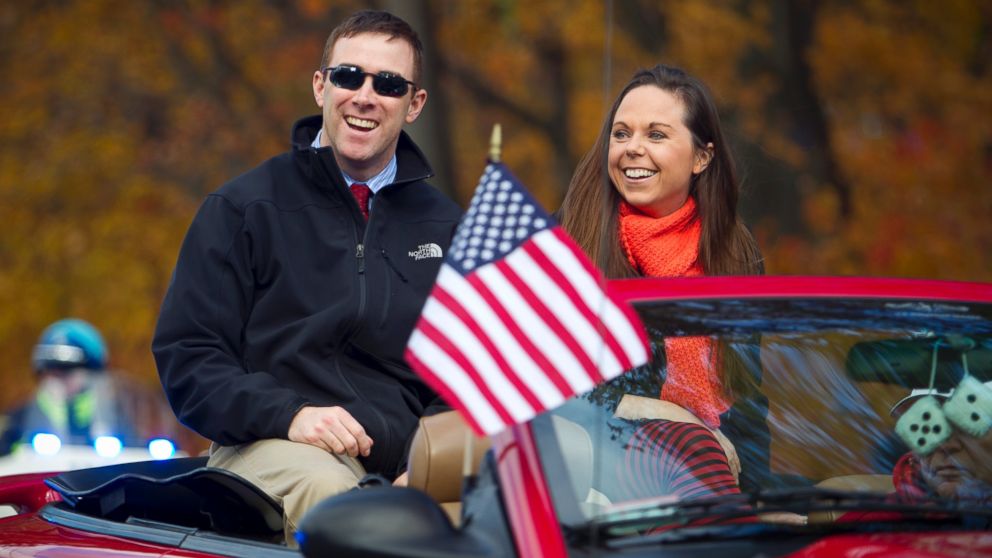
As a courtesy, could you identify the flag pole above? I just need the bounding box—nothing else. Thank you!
[489,123,502,163]
[462,123,502,485]
[461,426,476,482]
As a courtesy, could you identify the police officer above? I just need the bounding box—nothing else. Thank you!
[0,319,131,453]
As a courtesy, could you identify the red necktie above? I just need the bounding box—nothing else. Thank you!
[350,183,371,221]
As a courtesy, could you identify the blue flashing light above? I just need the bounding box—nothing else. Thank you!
[148,438,176,460]
[94,435,123,458]
[31,433,62,456]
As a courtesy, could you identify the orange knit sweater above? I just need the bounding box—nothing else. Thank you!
[618,197,730,428]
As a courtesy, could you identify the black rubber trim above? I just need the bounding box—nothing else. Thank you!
[41,503,189,547]
[40,503,299,557]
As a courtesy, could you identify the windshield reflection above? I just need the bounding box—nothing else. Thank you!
[531,296,992,536]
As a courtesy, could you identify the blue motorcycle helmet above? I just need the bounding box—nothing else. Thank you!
[31,318,108,372]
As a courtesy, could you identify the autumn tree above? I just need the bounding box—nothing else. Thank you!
[1,0,989,450]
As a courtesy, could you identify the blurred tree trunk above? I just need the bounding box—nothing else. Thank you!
[384,0,457,200]
[442,41,574,199]
[770,0,851,218]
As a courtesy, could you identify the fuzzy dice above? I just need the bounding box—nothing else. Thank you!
[895,395,952,455]
[943,376,992,437]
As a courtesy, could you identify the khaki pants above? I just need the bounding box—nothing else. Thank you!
[208,439,366,546]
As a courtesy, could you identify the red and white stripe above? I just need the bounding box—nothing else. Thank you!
[406,227,650,436]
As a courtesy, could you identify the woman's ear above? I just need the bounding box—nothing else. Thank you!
[693,142,715,174]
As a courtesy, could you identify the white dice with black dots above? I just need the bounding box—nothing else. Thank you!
[943,376,992,437]
[895,395,952,455]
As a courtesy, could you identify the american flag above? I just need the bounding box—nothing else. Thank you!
[405,162,651,436]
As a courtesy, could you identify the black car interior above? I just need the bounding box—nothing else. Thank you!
[45,457,284,543]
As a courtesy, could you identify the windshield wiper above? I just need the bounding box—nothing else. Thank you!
[566,487,992,545]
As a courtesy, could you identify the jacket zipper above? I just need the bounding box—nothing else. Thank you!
[354,234,367,330]
[343,218,391,465]
[345,210,369,343]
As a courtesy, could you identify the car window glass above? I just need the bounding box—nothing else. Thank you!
[532,297,992,535]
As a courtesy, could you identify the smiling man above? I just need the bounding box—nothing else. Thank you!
[152,10,460,544]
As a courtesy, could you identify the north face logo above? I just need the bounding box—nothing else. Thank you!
[408,243,443,260]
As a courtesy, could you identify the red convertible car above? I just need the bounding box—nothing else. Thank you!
[2,276,992,557]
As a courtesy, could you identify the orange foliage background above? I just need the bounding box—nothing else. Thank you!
[1,0,990,450]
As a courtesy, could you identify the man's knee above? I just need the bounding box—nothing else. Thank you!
[282,470,359,533]
[295,470,359,502]
[207,440,365,532]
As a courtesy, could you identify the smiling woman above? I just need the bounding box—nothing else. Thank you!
[557,64,768,499]
[607,86,710,219]
[558,63,763,280]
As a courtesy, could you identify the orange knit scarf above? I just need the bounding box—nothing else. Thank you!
[618,197,730,428]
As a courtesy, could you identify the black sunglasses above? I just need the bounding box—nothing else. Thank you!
[322,64,417,98]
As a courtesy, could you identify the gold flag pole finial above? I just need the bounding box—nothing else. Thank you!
[489,123,502,163]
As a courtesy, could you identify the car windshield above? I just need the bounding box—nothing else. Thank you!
[531,293,992,541]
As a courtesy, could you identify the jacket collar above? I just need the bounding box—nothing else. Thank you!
[291,115,434,190]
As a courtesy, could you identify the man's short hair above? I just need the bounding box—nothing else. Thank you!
[320,10,424,84]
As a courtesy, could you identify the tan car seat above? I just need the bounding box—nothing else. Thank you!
[406,411,491,524]
[406,411,595,525]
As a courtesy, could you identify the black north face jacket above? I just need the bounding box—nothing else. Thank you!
[153,115,462,476]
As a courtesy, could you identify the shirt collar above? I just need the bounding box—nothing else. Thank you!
[311,128,397,194]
